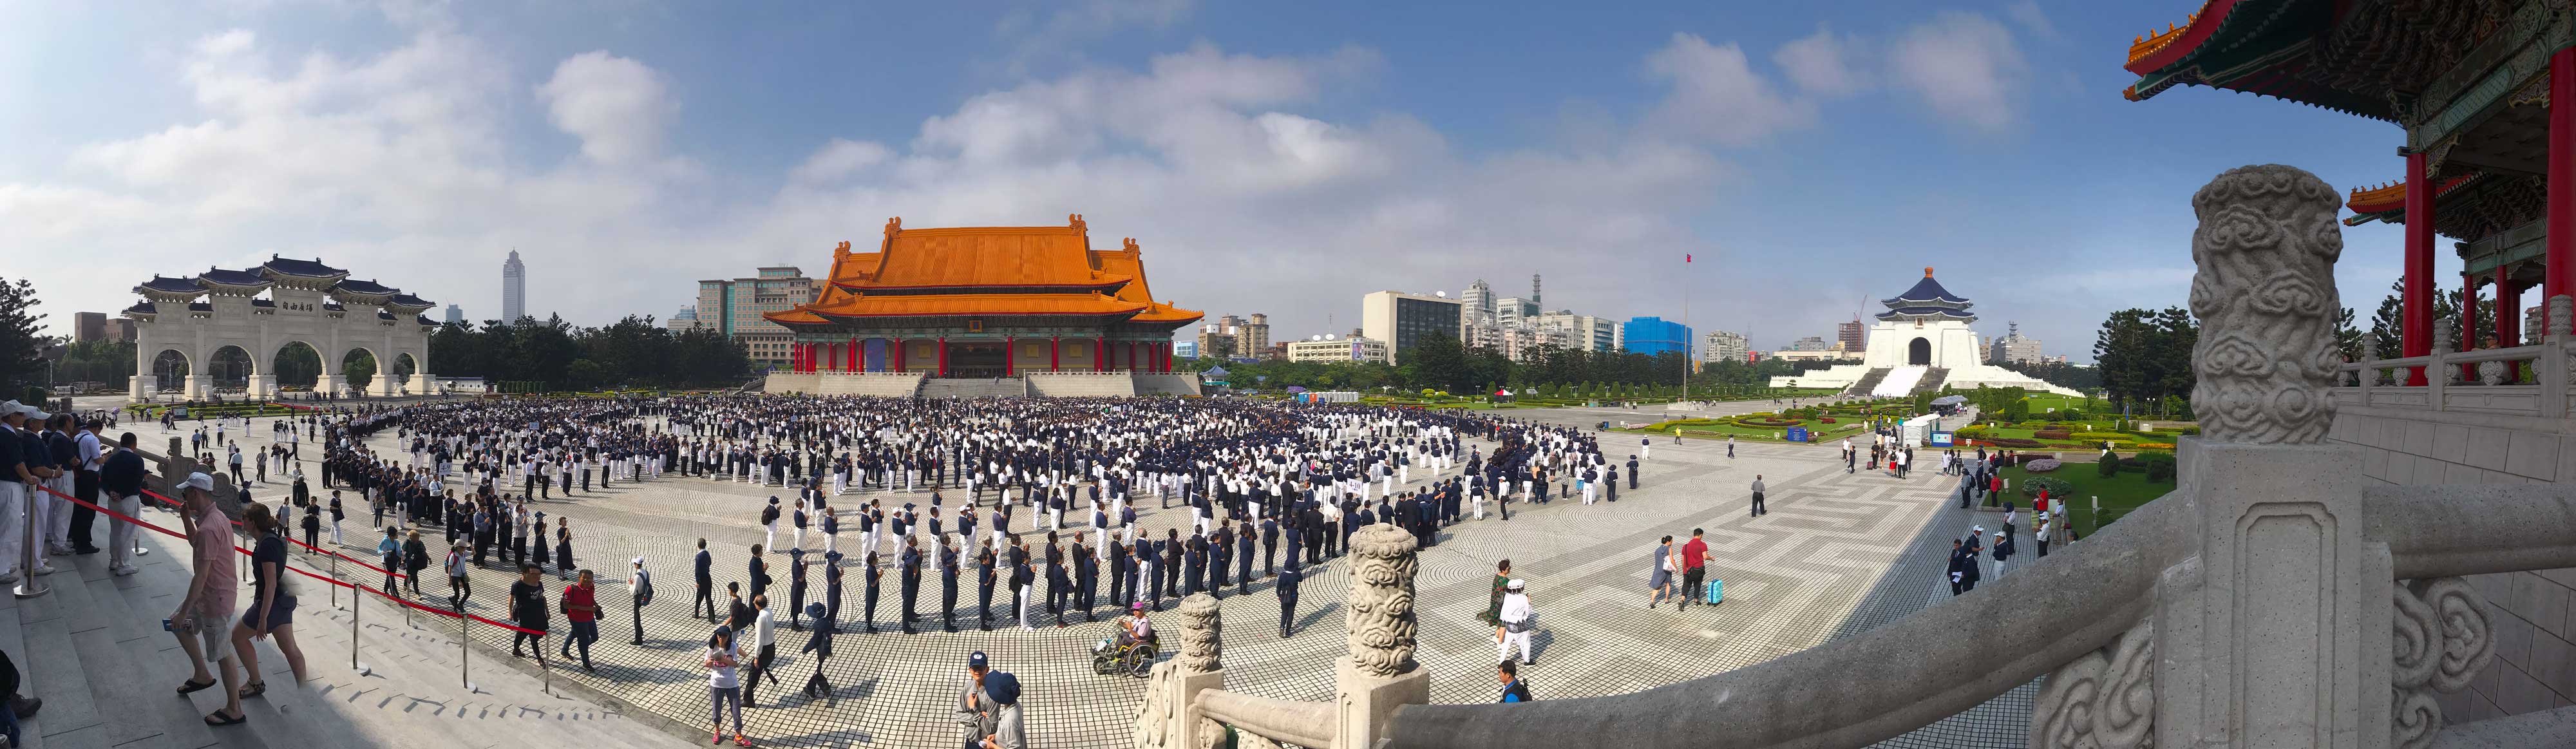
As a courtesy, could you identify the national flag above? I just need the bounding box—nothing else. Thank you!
[1685,253,1692,263]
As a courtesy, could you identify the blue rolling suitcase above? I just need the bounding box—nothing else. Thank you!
[1703,578,1723,605]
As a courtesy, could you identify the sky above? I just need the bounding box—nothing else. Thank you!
[0,0,2449,361]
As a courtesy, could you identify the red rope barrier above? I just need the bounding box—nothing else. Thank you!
[31,482,539,634]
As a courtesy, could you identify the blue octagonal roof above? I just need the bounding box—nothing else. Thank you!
[1882,269,1969,305]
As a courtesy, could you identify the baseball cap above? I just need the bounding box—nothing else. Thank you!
[1506,578,1525,591]
[183,472,216,492]
[966,650,987,668]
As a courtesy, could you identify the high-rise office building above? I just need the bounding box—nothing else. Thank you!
[698,267,820,368]
[1623,316,1692,358]
[1788,336,1829,352]
[442,304,465,324]
[500,250,527,323]
[1703,329,1750,363]
[1987,321,2045,365]
[1361,290,1463,365]
[1533,312,1622,354]
[73,312,105,343]
[667,305,699,332]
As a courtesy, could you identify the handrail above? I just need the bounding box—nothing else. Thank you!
[1382,484,2187,748]
[2365,484,2576,580]
[1198,689,1336,748]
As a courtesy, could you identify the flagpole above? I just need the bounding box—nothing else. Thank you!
[1681,253,1690,406]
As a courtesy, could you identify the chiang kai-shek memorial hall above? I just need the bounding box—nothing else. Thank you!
[759,215,1204,397]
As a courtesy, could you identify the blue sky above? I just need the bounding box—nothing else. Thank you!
[1,0,2438,361]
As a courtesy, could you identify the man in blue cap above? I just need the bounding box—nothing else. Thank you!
[955,651,995,747]
[800,601,835,699]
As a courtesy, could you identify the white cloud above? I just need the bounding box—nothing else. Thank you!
[536,51,677,166]
[1774,26,1866,97]
[789,138,894,185]
[1890,12,2027,133]
[2006,0,2062,43]
[1643,33,1815,146]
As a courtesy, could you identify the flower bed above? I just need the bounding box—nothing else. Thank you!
[2024,459,2063,473]
[1736,417,1804,428]
[2034,430,2072,440]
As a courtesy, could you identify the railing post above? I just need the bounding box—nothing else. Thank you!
[1338,523,1428,749]
[460,614,474,692]
[330,555,339,607]
[2428,322,2451,410]
[12,485,47,599]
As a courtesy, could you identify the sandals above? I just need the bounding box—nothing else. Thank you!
[176,678,216,696]
[238,681,267,699]
[204,709,246,726]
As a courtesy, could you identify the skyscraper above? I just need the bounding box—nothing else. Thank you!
[1836,316,1866,354]
[443,304,465,324]
[501,250,527,323]
[667,305,699,332]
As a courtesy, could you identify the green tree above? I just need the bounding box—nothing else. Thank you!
[0,278,46,399]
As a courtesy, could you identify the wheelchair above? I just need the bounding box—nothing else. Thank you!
[1092,633,1158,678]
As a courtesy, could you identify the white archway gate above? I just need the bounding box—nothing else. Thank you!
[125,256,437,401]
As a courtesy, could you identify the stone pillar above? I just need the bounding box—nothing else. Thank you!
[314,373,343,397]
[374,371,402,397]
[1170,593,1225,749]
[408,372,435,395]
[2460,272,2479,383]
[128,375,152,403]
[2497,265,2521,379]
[247,374,277,401]
[2152,166,2385,749]
[1339,522,1429,749]
[183,374,211,400]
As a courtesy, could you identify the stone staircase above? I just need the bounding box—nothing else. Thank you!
[5,505,683,749]
[918,377,1027,398]
[1842,368,1891,397]
[1024,372,1137,397]
[1132,374,1204,396]
[1910,367,1949,396]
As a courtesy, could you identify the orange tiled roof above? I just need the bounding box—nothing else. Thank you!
[800,292,1149,318]
[767,215,1204,327]
[2345,174,2479,215]
[832,216,1129,290]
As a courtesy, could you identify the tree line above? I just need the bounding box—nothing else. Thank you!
[430,314,752,391]
[1184,332,1845,395]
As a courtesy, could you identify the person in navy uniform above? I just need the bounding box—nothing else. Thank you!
[1161,529,1184,599]
[898,538,922,634]
[748,543,772,606]
[974,541,997,630]
[694,538,717,622]
[938,535,960,632]
[1604,466,1618,502]
[1946,539,1968,596]
[787,546,810,630]
[861,551,883,634]
[1108,535,1132,608]
[1627,455,1639,489]
[1044,543,1071,627]
[1147,537,1170,612]
[1235,520,1256,595]
[1281,520,1303,576]
[823,550,845,623]
[1072,533,1097,623]
[1259,516,1279,578]
[1206,526,1230,599]
[1276,561,1302,638]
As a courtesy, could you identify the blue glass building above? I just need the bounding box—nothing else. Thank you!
[1623,316,1692,358]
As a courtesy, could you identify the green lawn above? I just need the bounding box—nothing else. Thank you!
[1997,463,2175,537]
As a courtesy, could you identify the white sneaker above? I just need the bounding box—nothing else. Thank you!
[30,565,54,576]
[111,565,138,576]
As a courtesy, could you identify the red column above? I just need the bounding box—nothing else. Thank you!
[2549,47,2576,327]
[2405,150,2435,384]
[892,339,904,373]
[1004,337,1016,376]
[794,343,806,372]
[1099,338,1110,370]
[1050,337,1060,370]
[1164,342,1174,372]
[2462,273,2481,382]
[937,337,948,377]
[848,337,857,372]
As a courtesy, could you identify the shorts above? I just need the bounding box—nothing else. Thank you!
[188,611,239,661]
[244,596,297,631]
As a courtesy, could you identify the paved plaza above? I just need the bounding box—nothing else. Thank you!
[114,401,2057,747]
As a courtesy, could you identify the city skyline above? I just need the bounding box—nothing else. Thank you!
[3,1,2452,361]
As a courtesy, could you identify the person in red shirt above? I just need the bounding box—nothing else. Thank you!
[558,570,600,671]
[1678,529,1710,611]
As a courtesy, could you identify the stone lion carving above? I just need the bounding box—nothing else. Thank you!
[2391,577,2494,749]
[1345,523,1421,678]
[1178,593,1222,673]
[2031,619,2154,749]
[2186,165,2343,444]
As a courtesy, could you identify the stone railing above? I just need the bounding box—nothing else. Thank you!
[1137,523,1425,749]
[2334,295,2570,418]
[1117,166,2576,749]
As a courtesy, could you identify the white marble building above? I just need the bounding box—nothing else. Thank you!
[125,256,439,401]
[1769,268,2078,396]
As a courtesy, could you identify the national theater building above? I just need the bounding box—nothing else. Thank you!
[760,215,1204,396]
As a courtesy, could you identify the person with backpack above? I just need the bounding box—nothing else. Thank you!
[445,542,471,610]
[1498,660,1532,703]
[375,527,402,599]
[628,556,654,645]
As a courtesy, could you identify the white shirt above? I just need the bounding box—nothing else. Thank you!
[1499,593,1531,625]
[752,607,777,649]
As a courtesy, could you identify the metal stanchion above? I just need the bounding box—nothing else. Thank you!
[15,486,49,599]
[351,582,369,675]
[459,614,474,692]
[330,555,340,607]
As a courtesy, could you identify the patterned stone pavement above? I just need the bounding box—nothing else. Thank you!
[165,404,2049,747]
